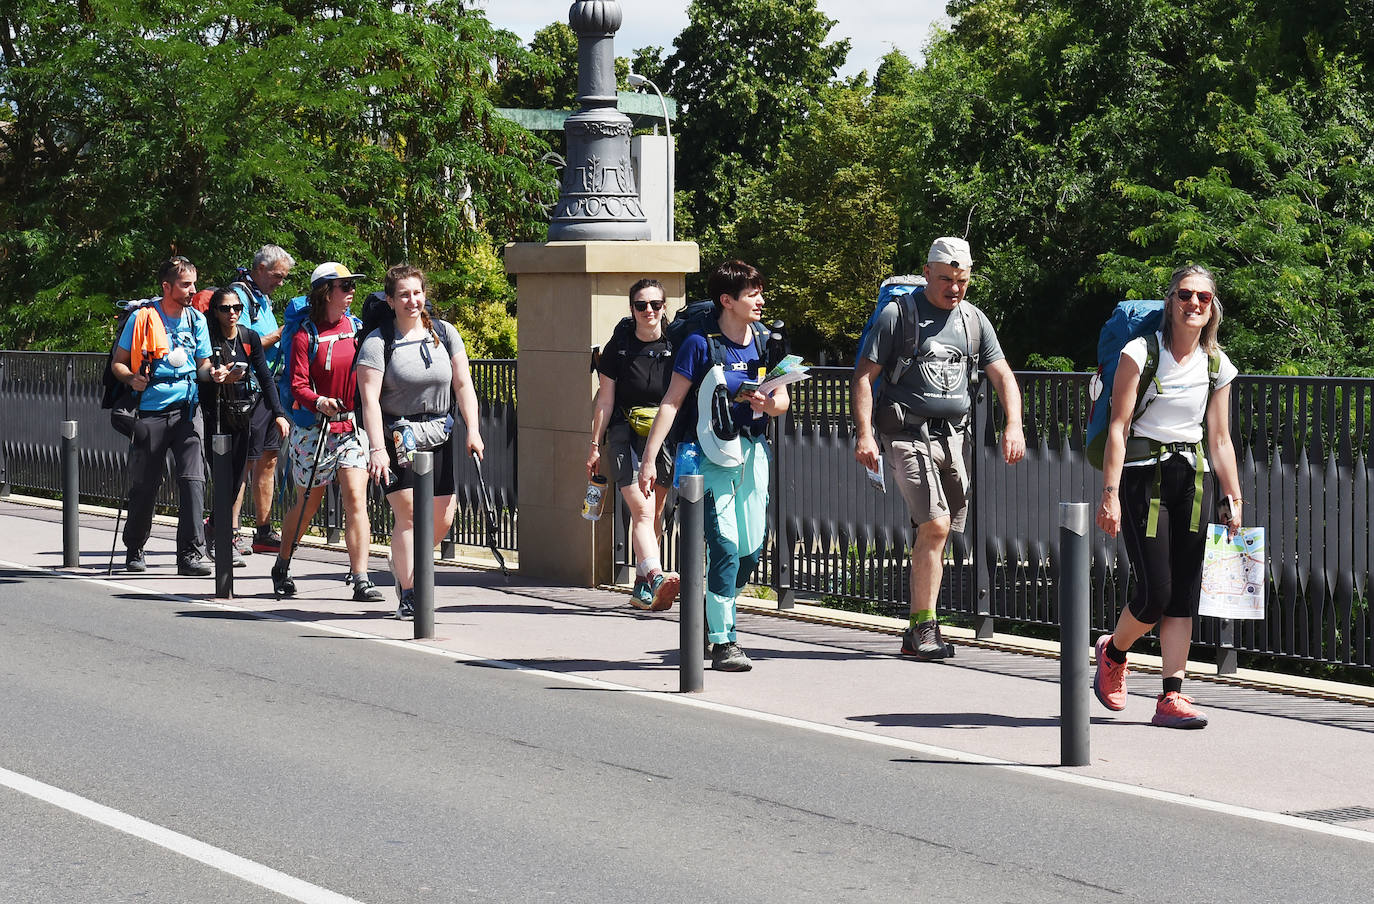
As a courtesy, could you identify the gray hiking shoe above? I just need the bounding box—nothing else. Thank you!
[900,620,955,661]
[711,642,753,672]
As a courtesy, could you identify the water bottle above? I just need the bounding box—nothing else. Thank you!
[392,418,417,467]
[673,442,701,489]
[582,475,609,521]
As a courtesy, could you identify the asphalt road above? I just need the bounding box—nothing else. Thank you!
[2,565,1369,904]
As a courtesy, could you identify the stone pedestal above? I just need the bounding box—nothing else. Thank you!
[506,241,700,586]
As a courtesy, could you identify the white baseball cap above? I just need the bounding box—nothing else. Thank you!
[927,237,974,268]
[309,262,367,290]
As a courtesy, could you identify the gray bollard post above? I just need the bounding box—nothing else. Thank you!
[62,420,79,567]
[1059,502,1091,766]
[213,434,234,599]
[413,451,435,639]
[678,473,705,693]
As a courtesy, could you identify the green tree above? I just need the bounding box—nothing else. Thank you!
[0,0,554,351]
[659,0,849,271]
[731,80,904,360]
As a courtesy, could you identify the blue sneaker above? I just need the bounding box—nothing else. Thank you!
[630,577,655,610]
[396,588,415,620]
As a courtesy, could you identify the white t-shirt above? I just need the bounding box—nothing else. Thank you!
[1120,332,1237,466]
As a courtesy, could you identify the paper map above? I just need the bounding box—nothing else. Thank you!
[1198,524,1266,620]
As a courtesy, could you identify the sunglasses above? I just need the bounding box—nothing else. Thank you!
[1174,288,1214,305]
[632,300,665,312]
[215,304,243,314]
[333,279,357,293]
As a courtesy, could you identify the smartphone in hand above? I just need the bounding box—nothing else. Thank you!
[734,379,761,403]
[1218,494,1236,522]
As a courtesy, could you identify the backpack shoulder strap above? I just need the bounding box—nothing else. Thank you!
[1131,332,1163,420]
[885,292,920,384]
[959,303,981,367]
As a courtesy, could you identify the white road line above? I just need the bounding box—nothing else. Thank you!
[0,765,366,904]
[8,559,1374,848]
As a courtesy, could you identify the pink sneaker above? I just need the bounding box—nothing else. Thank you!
[1152,691,1209,729]
[1093,634,1129,711]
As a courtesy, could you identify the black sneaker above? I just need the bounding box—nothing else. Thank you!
[251,524,282,554]
[271,560,296,598]
[396,588,415,620]
[125,549,146,573]
[900,620,955,661]
[177,551,212,577]
[711,642,753,672]
[350,575,385,603]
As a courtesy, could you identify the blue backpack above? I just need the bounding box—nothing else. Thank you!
[276,295,361,428]
[1085,300,1167,469]
[854,275,926,391]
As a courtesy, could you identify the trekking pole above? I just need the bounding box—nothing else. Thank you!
[284,412,331,562]
[471,451,508,578]
[61,420,79,567]
[1059,502,1091,767]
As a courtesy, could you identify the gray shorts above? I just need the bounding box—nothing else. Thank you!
[603,421,673,489]
[883,430,969,531]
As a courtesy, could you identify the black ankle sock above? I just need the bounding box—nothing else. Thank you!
[1162,677,1183,695]
[1106,639,1128,664]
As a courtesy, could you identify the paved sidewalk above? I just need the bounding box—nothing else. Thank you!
[3,499,1372,838]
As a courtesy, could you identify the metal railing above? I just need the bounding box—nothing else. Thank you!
[5,351,1370,672]
[0,351,518,554]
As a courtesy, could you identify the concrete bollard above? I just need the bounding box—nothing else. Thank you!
[413,451,435,639]
[61,420,79,567]
[212,434,234,599]
[677,473,705,693]
[1059,502,1091,766]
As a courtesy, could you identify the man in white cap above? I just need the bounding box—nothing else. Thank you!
[851,237,1025,659]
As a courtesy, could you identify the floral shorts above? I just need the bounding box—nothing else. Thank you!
[286,418,369,489]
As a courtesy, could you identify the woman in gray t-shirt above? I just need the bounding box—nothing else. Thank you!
[357,264,484,619]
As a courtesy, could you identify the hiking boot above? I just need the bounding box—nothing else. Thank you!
[711,642,753,672]
[629,577,655,610]
[251,524,282,554]
[900,620,954,660]
[125,548,146,573]
[177,551,212,577]
[649,570,680,612]
[1093,634,1129,711]
[396,588,415,620]
[350,575,385,603]
[1152,691,1208,729]
[270,561,296,598]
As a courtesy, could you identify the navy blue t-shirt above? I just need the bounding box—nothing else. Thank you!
[673,328,769,439]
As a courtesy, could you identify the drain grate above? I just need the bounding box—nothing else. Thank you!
[1284,805,1374,824]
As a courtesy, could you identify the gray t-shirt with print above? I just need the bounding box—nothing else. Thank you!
[861,293,1005,422]
[356,320,464,418]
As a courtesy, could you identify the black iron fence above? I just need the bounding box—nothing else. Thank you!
[0,351,518,554]
[4,351,1370,673]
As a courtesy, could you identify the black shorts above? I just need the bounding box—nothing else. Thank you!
[1120,455,1214,623]
[247,400,282,460]
[381,432,457,497]
[603,421,673,489]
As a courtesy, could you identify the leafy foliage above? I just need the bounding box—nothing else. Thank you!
[0,0,554,351]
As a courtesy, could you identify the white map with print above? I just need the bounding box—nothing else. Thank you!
[1199,525,1266,620]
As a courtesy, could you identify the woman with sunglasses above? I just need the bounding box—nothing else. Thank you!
[357,264,484,619]
[270,263,384,603]
[198,287,290,566]
[588,278,680,610]
[1094,265,1243,729]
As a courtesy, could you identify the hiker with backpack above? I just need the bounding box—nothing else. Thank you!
[851,237,1025,661]
[108,256,228,576]
[588,278,681,612]
[269,262,384,603]
[1092,265,1242,730]
[228,245,296,556]
[357,264,484,620]
[198,286,291,567]
[638,261,789,673]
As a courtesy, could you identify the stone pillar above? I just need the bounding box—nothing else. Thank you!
[507,241,699,586]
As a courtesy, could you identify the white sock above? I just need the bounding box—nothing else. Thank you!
[637,557,661,579]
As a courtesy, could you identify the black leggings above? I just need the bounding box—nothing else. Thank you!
[1119,455,1214,624]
